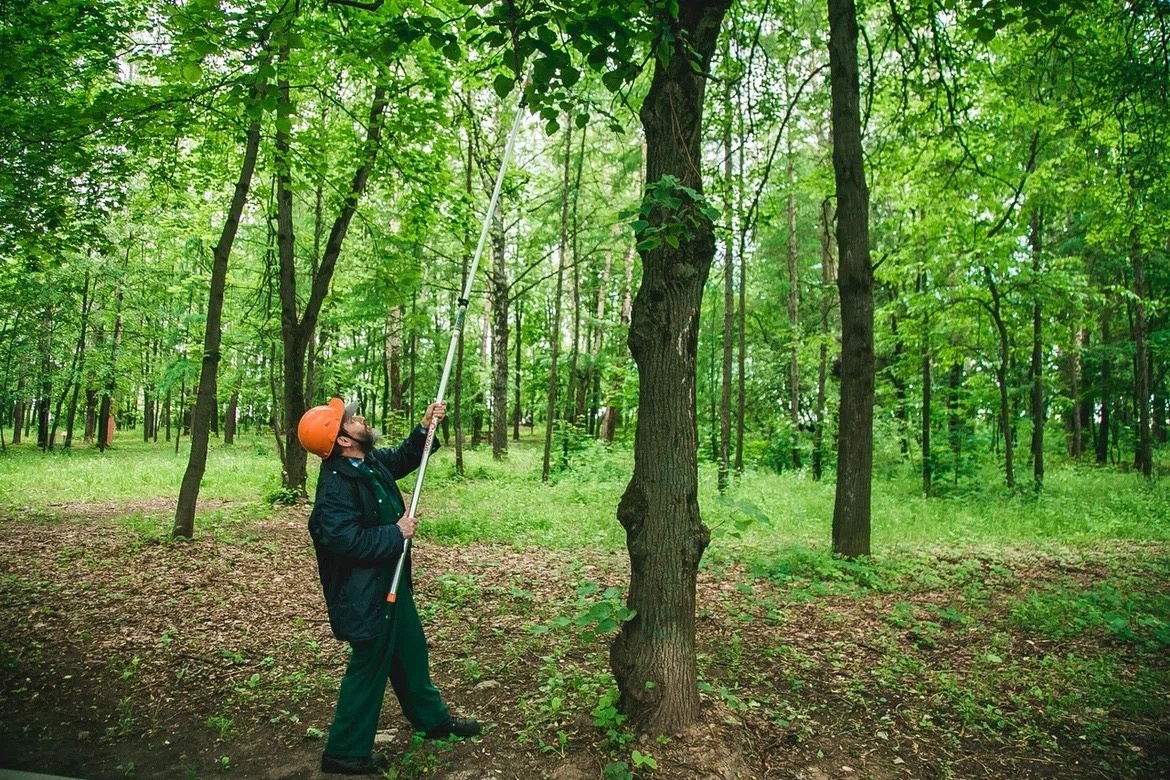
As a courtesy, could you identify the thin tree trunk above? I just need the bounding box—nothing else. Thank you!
[1029,210,1044,490]
[827,0,875,558]
[513,299,523,442]
[985,270,1015,489]
[948,362,962,482]
[64,269,93,449]
[37,306,52,450]
[1070,327,1084,457]
[278,75,389,494]
[1130,200,1152,478]
[1097,310,1111,465]
[610,0,727,734]
[920,273,931,495]
[786,151,802,470]
[813,199,835,482]
[490,217,509,460]
[98,271,125,452]
[173,89,264,539]
[224,390,239,444]
[542,120,571,483]
[719,69,734,494]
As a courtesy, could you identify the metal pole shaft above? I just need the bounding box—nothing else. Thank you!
[388,100,525,603]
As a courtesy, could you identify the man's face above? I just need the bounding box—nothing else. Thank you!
[340,415,381,454]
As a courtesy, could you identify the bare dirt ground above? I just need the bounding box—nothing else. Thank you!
[0,504,1167,780]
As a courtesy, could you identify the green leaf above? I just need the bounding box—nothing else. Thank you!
[180,62,203,83]
[443,42,462,61]
[493,74,515,98]
[561,65,581,88]
[275,116,292,135]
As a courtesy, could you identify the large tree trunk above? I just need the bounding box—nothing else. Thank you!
[278,76,389,494]
[513,299,523,441]
[827,0,875,558]
[542,120,571,483]
[1029,210,1044,490]
[173,98,263,539]
[610,0,727,735]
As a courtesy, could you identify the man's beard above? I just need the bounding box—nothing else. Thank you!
[351,428,382,454]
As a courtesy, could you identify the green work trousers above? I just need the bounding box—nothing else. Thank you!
[323,577,449,759]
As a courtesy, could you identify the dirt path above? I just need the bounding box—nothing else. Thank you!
[0,506,1166,779]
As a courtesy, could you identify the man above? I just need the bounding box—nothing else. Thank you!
[297,397,480,776]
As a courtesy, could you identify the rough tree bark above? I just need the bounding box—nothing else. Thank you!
[827,0,875,558]
[609,0,729,734]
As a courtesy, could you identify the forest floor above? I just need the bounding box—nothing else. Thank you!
[0,499,1168,780]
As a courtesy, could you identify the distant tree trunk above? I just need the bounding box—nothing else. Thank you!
[786,151,802,470]
[98,273,125,453]
[543,120,571,483]
[719,74,734,494]
[490,219,509,461]
[947,362,962,482]
[735,212,746,474]
[1096,311,1111,465]
[609,0,727,735]
[985,270,1014,489]
[513,298,523,442]
[64,269,93,449]
[224,390,239,444]
[454,132,472,476]
[827,0,875,558]
[567,125,587,428]
[12,378,22,444]
[1029,210,1044,491]
[1069,327,1085,457]
[602,245,636,443]
[173,97,263,539]
[387,306,403,437]
[919,273,931,495]
[590,237,615,439]
[37,306,52,450]
[813,199,835,482]
[1129,204,1152,478]
[277,76,389,495]
[891,311,909,458]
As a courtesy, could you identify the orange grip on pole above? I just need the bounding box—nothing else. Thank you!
[386,592,397,604]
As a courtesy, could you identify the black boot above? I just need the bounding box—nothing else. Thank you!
[424,717,481,739]
[320,751,391,775]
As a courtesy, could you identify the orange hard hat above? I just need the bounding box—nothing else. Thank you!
[297,397,347,459]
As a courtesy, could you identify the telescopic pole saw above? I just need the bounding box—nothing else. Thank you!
[387,92,525,604]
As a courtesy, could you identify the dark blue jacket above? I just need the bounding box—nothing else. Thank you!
[308,426,437,642]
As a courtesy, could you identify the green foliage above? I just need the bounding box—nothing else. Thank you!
[1009,579,1170,651]
[624,175,721,252]
[530,582,635,642]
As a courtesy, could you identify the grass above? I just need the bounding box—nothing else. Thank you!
[1,427,1167,779]
[1,429,1167,552]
